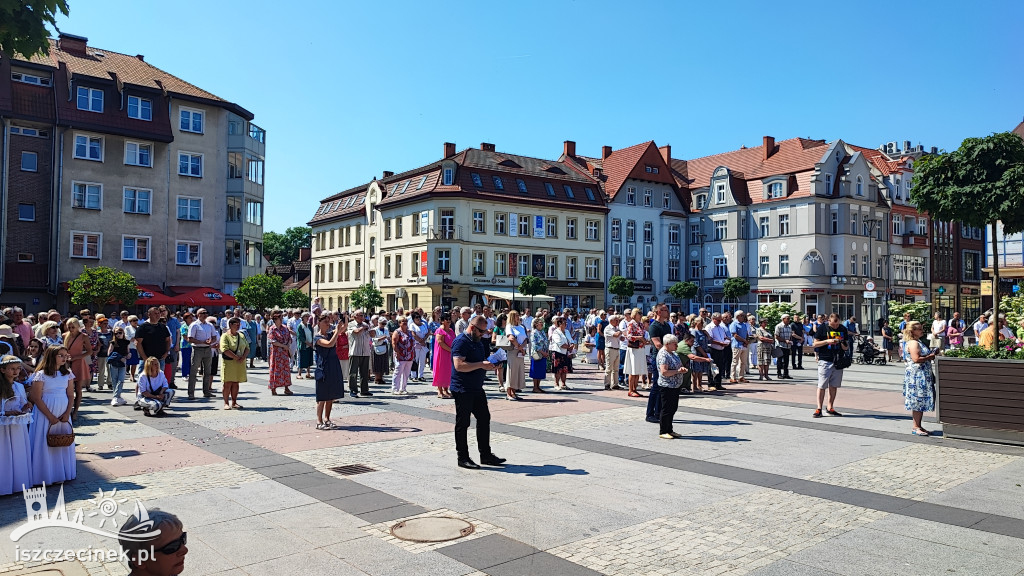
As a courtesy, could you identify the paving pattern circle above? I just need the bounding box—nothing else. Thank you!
[390,516,475,543]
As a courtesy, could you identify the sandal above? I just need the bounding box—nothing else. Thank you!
[912,428,931,436]
[325,420,335,428]
[316,422,327,430]
[222,404,232,410]
[628,391,642,397]
[232,404,244,410]
[284,388,294,396]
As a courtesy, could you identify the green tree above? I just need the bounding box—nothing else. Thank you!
[668,281,699,301]
[66,266,137,312]
[234,274,284,312]
[912,133,1024,349]
[722,277,751,302]
[887,300,934,331]
[608,276,634,306]
[263,226,312,266]
[755,301,798,331]
[350,283,383,312]
[518,275,548,310]
[281,288,311,310]
[0,1,69,59]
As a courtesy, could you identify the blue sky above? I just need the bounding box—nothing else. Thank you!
[55,0,1024,233]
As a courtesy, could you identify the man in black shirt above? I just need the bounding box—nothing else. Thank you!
[646,304,673,424]
[451,315,506,470]
[135,307,171,369]
[811,313,849,418]
[790,316,804,369]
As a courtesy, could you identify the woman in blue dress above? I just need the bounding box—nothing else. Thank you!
[901,321,937,436]
[313,316,344,430]
[529,317,549,393]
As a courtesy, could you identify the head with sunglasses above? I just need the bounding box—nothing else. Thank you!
[119,509,187,576]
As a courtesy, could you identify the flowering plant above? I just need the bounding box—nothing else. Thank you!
[944,342,1024,360]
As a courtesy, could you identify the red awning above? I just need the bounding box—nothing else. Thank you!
[135,285,178,305]
[177,287,237,306]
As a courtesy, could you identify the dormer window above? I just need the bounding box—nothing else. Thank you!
[585,187,596,201]
[442,168,453,185]
[544,183,555,196]
[516,179,528,193]
[563,185,575,199]
[76,87,103,113]
[12,72,51,86]
[471,173,483,187]
[695,193,707,210]
[824,173,832,194]
[492,176,504,190]
[855,176,864,196]
[644,165,659,174]
[768,182,783,198]
[715,183,726,204]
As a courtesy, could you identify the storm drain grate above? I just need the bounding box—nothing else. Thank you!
[391,516,475,543]
[329,464,376,476]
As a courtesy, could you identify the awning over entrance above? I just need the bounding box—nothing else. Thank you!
[177,287,238,306]
[470,287,555,302]
[135,285,177,306]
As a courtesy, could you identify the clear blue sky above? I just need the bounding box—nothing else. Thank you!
[55,0,1024,233]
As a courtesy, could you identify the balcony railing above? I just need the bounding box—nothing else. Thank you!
[902,233,929,248]
[428,226,463,240]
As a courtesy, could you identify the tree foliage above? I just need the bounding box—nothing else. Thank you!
[668,281,699,301]
[517,275,547,296]
[755,301,799,331]
[0,0,69,59]
[722,277,751,302]
[350,283,383,312]
[608,276,634,299]
[887,300,934,330]
[67,266,137,311]
[912,133,1024,349]
[234,274,283,312]
[280,288,310,310]
[263,226,311,266]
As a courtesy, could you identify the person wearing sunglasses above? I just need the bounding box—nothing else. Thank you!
[450,316,506,470]
[119,509,187,576]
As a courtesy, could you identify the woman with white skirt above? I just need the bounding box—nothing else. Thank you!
[623,308,647,397]
[0,355,33,495]
[27,346,76,486]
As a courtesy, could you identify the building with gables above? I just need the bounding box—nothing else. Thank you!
[0,33,264,310]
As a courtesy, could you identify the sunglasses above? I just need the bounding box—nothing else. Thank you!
[156,532,187,555]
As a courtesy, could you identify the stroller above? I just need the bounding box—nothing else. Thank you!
[856,335,887,365]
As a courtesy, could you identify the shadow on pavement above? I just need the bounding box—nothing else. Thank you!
[677,435,750,442]
[330,425,422,433]
[676,420,752,426]
[488,464,589,477]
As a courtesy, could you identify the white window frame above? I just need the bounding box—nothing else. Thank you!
[714,256,727,278]
[179,106,204,134]
[586,219,600,241]
[12,71,51,86]
[566,218,577,240]
[546,255,558,278]
[662,190,671,209]
[124,141,152,167]
[769,182,783,198]
[611,219,621,241]
[70,231,102,259]
[495,212,507,235]
[714,220,727,241]
[123,187,152,215]
[472,251,485,275]
[121,235,151,262]
[759,216,769,238]
[73,133,103,161]
[495,252,507,276]
[780,255,790,276]
[643,221,653,244]
[643,188,652,207]
[443,168,454,186]
[175,239,200,264]
[626,187,636,205]
[585,258,599,280]
[178,151,203,177]
[715,183,726,204]
[779,214,790,236]
[668,224,680,245]
[127,95,152,121]
[759,256,770,277]
[436,249,451,274]
[626,220,636,242]
[72,181,102,210]
[76,86,103,112]
[856,176,864,196]
[176,196,203,221]
[546,216,557,238]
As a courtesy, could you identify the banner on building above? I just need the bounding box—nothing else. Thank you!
[533,216,545,238]
[509,212,518,237]
[508,253,518,276]
[420,211,429,235]
[532,254,545,277]
[420,251,428,277]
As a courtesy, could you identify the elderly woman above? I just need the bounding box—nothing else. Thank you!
[623,308,647,397]
[220,317,249,410]
[267,311,293,396]
[755,318,775,381]
[505,310,528,400]
[313,315,343,429]
[119,509,188,576]
[548,316,573,391]
[295,312,314,379]
[902,321,937,436]
[391,316,415,394]
[656,334,688,439]
[529,316,549,393]
[371,317,391,385]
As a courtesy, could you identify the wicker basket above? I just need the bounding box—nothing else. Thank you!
[46,422,75,447]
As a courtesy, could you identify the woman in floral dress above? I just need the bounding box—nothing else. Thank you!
[390,317,415,394]
[901,321,936,436]
[267,311,293,396]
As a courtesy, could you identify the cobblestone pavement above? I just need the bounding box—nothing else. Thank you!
[2,361,1023,576]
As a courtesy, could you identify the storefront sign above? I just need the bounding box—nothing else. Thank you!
[961,287,979,295]
[508,253,518,275]
[905,289,924,296]
[894,280,926,288]
[633,282,654,292]
[981,283,992,296]
[472,277,511,285]
[801,289,825,293]
[420,251,427,277]
[545,280,604,290]
[419,211,429,235]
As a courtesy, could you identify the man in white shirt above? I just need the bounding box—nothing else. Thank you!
[113,310,130,332]
[707,313,731,389]
[187,309,217,399]
[971,314,988,346]
[603,315,624,390]
[521,308,534,334]
[455,307,472,335]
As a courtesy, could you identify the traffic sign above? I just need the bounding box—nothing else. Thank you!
[863,291,878,299]
[864,281,876,291]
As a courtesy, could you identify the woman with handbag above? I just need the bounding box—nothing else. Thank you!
[267,311,294,396]
[755,318,776,381]
[371,317,391,385]
[27,346,76,486]
[623,309,647,398]
[62,318,93,420]
[901,321,937,436]
[529,317,549,393]
[313,315,344,429]
[0,355,33,495]
[220,318,249,410]
[390,317,415,395]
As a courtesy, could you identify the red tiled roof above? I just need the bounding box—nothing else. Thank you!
[1013,121,1024,139]
[308,182,371,226]
[573,141,679,201]
[673,137,830,194]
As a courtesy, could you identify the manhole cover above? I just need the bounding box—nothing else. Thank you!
[390,516,475,543]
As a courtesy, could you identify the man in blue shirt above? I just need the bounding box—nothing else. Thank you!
[161,306,181,389]
[729,310,750,383]
[451,315,507,469]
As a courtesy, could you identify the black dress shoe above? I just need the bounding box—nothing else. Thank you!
[480,454,506,466]
[458,458,481,469]
[645,417,660,424]
[362,391,373,397]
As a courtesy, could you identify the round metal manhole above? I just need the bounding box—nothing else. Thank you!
[390,516,475,543]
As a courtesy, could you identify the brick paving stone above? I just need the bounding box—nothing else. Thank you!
[514,407,646,434]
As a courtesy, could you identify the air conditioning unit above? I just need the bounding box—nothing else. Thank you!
[886,142,898,155]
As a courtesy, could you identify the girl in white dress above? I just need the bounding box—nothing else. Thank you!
[27,346,76,486]
[0,355,33,495]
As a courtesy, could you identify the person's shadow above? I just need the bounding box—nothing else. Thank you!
[486,464,588,477]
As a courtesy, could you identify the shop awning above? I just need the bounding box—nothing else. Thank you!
[471,287,555,302]
[135,285,178,305]
[177,287,237,306]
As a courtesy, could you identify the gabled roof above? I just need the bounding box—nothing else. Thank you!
[1013,120,1024,140]
[308,182,371,226]
[573,141,677,200]
[673,137,830,193]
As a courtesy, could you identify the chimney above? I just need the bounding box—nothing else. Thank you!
[480,142,495,152]
[382,171,394,178]
[58,32,88,54]
[135,54,145,62]
[298,247,311,262]
[443,142,456,158]
[659,144,671,165]
[763,136,775,160]
[602,145,613,159]
[563,140,576,157]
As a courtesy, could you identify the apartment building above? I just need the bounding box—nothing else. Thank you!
[671,136,894,323]
[0,33,262,310]
[562,141,687,311]
[309,142,608,312]
[308,182,370,312]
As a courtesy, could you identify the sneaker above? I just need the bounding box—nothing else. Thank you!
[110,397,127,407]
[659,433,675,439]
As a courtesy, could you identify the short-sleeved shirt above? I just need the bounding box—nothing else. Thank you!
[135,321,170,357]
[648,320,671,351]
[729,320,749,349]
[165,316,181,348]
[188,320,216,347]
[596,319,608,348]
[815,323,849,362]
[450,333,487,393]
